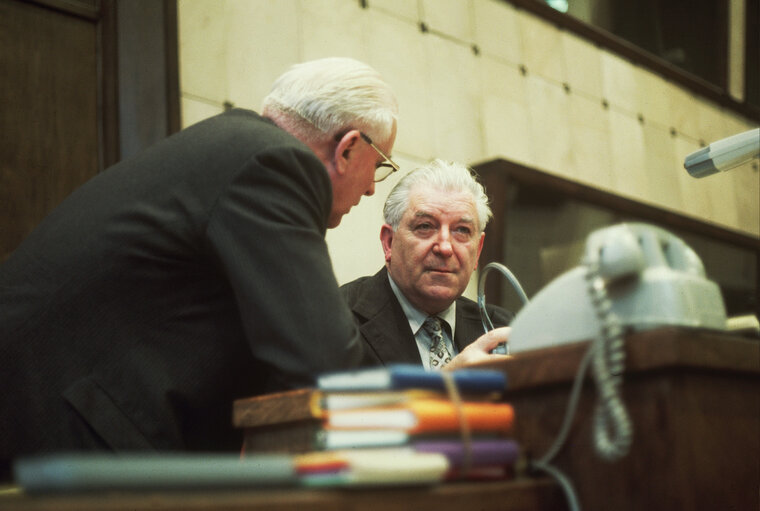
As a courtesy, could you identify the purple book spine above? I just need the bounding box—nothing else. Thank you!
[413,439,519,467]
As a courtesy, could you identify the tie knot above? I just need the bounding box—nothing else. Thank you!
[423,316,443,336]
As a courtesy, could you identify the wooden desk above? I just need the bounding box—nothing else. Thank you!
[473,327,760,511]
[0,477,566,510]
[233,327,758,510]
[4,328,754,511]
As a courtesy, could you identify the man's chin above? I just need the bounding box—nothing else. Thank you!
[327,204,355,229]
[419,288,459,309]
[423,272,460,288]
[327,212,344,229]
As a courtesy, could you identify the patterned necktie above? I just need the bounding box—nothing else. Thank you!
[423,316,452,370]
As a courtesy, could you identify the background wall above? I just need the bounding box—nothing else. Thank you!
[178,0,759,297]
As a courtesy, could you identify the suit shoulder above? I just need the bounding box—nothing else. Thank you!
[457,296,513,326]
[486,303,513,326]
[340,275,373,303]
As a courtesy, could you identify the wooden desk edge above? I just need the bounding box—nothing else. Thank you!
[0,477,567,511]
[471,327,759,390]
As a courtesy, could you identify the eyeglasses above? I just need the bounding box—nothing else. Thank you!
[333,130,400,182]
[357,132,400,182]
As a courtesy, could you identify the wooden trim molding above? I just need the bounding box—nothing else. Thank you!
[98,0,120,169]
[163,0,181,136]
[25,0,100,20]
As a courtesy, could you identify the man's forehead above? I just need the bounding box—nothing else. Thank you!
[406,187,477,218]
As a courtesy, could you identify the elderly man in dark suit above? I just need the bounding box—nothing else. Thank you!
[0,57,430,468]
[341,160,512,371]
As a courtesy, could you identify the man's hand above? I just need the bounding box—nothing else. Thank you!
[444,327,511,371]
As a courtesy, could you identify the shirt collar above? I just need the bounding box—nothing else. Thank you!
[387,273,457,336]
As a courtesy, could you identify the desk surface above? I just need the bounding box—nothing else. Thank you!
[472,326,760,388]
[0,477,566,511]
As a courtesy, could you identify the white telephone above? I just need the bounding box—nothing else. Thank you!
[499,222,727,354]
[478,223,729,510]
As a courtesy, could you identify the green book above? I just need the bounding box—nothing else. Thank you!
[14,453,297,493]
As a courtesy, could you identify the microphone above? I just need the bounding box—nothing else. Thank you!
[684,127,759,178]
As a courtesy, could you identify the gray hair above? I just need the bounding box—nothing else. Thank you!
[383,159,493,232]
[261,57,398,145]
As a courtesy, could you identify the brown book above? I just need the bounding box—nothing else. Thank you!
[233,388,455,428]
[233,388,322,429]
[234,388,323,454]
[234,387,505,455]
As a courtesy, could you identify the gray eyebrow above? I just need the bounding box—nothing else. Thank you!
[411,211,475,224]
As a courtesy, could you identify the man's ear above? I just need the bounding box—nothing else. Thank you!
[333,130,360,175]
[380,224,394,263]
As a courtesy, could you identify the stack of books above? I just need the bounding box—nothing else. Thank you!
[311,364,518,482]
[235,364,519,485]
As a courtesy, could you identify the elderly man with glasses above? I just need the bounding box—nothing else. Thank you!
[4,58,512,473]
[341,159,513,371]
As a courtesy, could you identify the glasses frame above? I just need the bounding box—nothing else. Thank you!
[333,130,399,183]
[357,132,400,182]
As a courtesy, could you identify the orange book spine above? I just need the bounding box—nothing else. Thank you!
[406,400,514,434]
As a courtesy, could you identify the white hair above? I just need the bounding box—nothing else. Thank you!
[262,57,398,145]
[383,159,493,232]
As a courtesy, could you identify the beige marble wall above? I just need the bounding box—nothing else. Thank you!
[178,0,759,290]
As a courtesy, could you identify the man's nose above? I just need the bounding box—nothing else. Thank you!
[364,181,376,197]
[433,229,454,256]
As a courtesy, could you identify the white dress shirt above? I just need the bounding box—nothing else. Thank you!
[387,274,458,370]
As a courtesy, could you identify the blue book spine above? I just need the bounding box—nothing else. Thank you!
[388,365,506,393]
[317,364,506,393]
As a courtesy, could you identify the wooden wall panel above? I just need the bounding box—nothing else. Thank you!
[0,0,179,262]
[0,0,101,260]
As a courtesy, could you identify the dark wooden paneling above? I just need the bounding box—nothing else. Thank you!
[116,0,179,160]
[25,0,100,19]
[0,0,101,260]
[0,0,179,262]
[474,158,760,318]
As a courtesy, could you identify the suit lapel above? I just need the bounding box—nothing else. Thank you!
[350,269,422,365]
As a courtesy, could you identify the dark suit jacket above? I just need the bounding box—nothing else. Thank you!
[0,109,370,460]
[340,268,512,365]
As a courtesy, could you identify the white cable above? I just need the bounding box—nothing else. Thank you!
[480,259,633,511]
[537,348,593,466]
[477,261,584,509]
[531,461,581,511]
[477,262,529,354]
